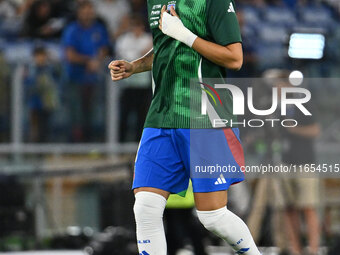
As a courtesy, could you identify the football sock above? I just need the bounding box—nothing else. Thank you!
[197,206,261,255]
[134,191,167,255]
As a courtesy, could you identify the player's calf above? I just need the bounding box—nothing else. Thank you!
[197,206,261,255]
[134,191,167,255]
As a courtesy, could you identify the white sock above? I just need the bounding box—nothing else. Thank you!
[197,207,261,255]
[133,191,167,255]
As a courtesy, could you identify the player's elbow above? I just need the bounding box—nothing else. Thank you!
[225,58,243,71]
[222,42,243,70]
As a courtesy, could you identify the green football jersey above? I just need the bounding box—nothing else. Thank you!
[145,0,242,129]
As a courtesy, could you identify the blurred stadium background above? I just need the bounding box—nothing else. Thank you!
[0,0,340,254]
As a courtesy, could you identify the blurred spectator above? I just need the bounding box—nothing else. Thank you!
[24,46,59,143]
[49,0,74,19]
[129,0,149,26]
[62,0,110,142]
[0,0,23,37]
[113,15,133,40]
[22,0,65,39]
[16,0,36,15]
[268,71,321,255]
[94,0,131,39]
[280,90,321,255]
[0,52,10,143]
[324,0,340,14]
[0,0,17,20]
[130,0,148,17]
[115,16,152,142]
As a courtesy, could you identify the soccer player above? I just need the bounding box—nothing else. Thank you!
[108,0,261,254]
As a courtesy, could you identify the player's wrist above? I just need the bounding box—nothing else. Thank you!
[161,12,197,48]
[182,28,198,48]
[130,60,138,74]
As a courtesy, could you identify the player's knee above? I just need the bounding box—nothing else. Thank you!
[133,191,167,223]
[196,207,228,231]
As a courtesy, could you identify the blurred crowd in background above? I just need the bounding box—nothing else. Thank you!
[0,1,340,254]
[0,0,339,144]
[0,0,153,143]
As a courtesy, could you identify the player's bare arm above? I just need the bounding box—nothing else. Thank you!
[108,49,154,81]
[159,6,243,71]
[192,38,243,71]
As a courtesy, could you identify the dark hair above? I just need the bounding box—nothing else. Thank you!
[33,46,47,56]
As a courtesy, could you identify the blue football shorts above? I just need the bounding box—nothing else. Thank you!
[132,128,245,196]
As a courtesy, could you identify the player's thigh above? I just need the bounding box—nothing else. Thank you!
[133,128,189,196]
[134,187,170,200]
[194,190,228,211]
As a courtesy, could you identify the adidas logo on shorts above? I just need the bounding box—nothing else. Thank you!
[215,174,227,185]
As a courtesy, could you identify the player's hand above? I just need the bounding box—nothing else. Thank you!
[159,5,197,48]
[108,60,135,81]
[159,5,181,34]
[159,5,179,30]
